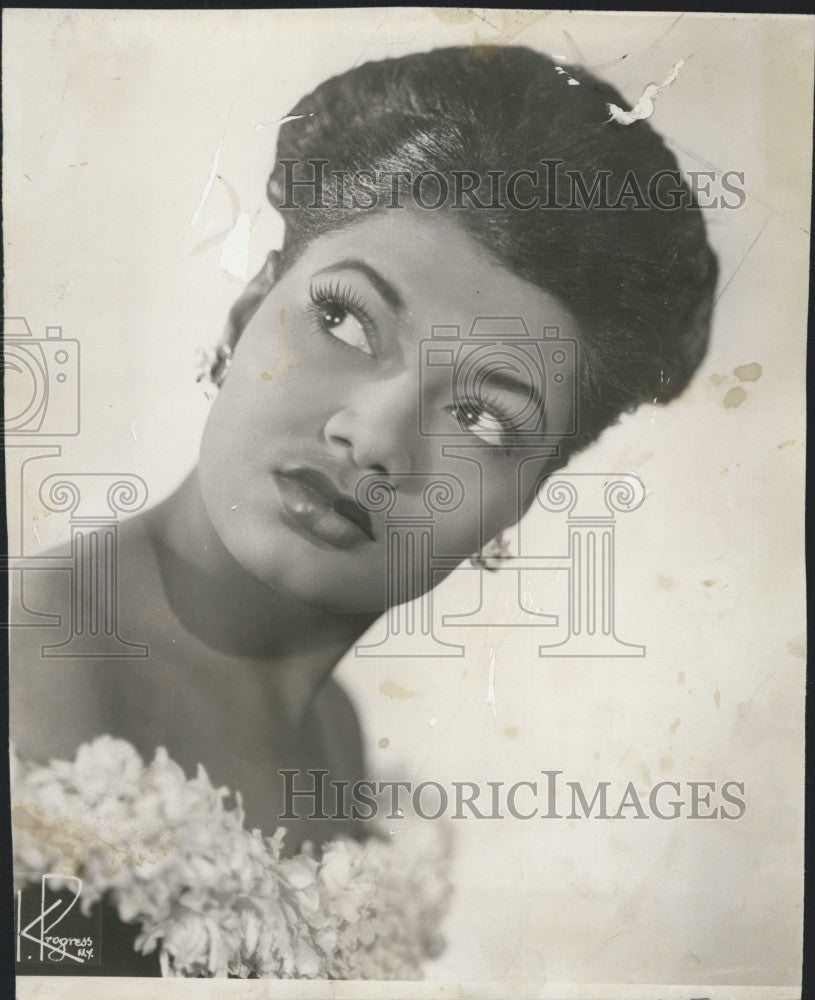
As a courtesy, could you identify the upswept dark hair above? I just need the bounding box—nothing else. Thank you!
[267,45,718,458]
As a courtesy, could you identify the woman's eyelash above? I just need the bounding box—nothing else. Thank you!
[475,392,515,426]
[307,278,376,349]
[453,391,526,447]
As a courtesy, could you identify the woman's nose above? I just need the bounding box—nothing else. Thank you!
[322,375,416,477]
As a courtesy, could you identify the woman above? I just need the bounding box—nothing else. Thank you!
[10,44,717,979]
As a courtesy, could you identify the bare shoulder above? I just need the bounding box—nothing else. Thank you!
[9,646,109,764]
[8,514,154,763]
[309,676,366,781]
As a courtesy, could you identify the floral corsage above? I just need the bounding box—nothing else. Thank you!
[11,736,452,979]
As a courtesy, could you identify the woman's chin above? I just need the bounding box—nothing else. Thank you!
[219,522,389,615]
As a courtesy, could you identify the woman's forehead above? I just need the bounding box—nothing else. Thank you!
[287,211,580,332]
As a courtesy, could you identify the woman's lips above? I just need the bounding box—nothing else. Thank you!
[271,468,375,550]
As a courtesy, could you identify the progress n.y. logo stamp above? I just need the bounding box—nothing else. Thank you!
[15,875,100,967]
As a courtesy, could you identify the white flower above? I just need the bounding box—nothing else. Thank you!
[318,844,352,893]
[73,736,144,803]
[158,910,212,975]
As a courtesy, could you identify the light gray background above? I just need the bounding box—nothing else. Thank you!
[4,9,810,994]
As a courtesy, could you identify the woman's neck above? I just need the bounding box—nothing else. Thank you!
[142,468,377,725]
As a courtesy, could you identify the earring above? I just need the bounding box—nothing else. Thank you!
[195,343,233,389]
[470,532,512,572]
[197,249,280,392]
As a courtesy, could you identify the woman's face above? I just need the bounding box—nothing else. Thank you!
[199,211,581,613]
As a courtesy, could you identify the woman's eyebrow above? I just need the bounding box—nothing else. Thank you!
[313,259,404,311]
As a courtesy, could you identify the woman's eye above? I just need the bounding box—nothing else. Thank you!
[308,278,378,357]
[449,402,511,447]
[317,302,374,355]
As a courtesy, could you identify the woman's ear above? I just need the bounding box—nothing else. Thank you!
[222,250,280,350]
